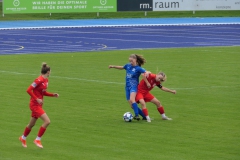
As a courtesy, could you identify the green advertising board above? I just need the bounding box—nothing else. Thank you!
[3,0,116,14]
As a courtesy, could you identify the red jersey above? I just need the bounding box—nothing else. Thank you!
[138,74,161,93]
[27,75,52,106]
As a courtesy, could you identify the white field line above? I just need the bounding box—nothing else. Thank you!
[0,70,238,90]
[0,70,123,85]
[0,22,240,30]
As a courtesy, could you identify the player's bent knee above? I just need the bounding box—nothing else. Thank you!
[46,120,51,125]
[141,106,147,109]
[140,103,146,108]
[156,101,161,107]
[43,119,51,126]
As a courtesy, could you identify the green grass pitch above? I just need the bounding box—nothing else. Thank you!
[0,46,239,160]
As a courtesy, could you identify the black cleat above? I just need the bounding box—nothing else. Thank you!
[133,116,140,121]
[142,117,147,120]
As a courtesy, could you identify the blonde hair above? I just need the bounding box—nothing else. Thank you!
[158,72,167,82]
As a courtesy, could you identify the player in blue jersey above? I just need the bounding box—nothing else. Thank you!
[109,54,151,120]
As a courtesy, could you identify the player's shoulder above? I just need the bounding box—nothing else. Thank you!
[148,73,156,79]
[124,63,131,68]
[35,75,44,83]
[136,65,145,70]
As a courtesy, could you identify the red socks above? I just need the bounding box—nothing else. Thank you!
[157,106,165,114]
[142,108,149,116]
[22,126,47,139]
[37,126,46,137]
[23,127,31,137]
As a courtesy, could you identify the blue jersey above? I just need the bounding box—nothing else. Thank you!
[123,63,146,87]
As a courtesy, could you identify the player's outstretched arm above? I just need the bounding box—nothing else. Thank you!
[109,65,124,70]
[161,86,176,94]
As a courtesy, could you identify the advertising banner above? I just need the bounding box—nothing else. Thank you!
[195,0,240,10]
[3,0,117,14]
[117,0,153,11]
[153,0,240,11]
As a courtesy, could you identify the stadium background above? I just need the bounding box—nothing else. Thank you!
[0,0,239,160]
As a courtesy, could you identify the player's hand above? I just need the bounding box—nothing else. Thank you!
[36,99,43,105]
[145,71,151,78]
[146,82,151,88]
[53,93,59,98]
[172,90,176,94]
[109,65,113,69]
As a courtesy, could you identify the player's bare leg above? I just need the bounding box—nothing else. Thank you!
[139,99,151,122]
[34,113,50,148]
[40,113,51,128]
[150,98,172,120]
[27,117,38,129]
[19,117,37,148]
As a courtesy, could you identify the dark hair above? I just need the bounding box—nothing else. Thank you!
[41,62,50,74]
[130,54,146,67]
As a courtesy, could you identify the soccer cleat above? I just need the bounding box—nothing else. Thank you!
[162,116,172,120]
[146,118,151,122]
[19,136,27,148]
[142,117,151,122]
[34,140,43,148]
[133,116,140,121]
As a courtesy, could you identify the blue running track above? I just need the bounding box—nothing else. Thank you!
[0,18,239,55]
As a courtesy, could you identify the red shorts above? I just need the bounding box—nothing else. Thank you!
[29,104,45,119]
[136,92,155,103]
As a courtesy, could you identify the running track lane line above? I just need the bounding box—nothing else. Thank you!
[1,22,240,30]
[0,70,239,90]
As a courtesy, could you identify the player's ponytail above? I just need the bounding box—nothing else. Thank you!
[41,62,50,74]
[130,54,146,67]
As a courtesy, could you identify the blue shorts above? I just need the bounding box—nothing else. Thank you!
[125,86,138,100]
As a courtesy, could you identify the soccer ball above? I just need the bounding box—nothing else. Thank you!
[123,112,133,122]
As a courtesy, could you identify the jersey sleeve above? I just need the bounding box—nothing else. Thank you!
[123,64,128,70]
[148,73,154,79]
[26,78,42,100]
[43,91,54,97]
[31,78,42,88]
[157,83,163,88]
[138,67,146,73]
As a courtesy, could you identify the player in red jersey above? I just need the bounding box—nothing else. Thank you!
[19,63,59,148]
[136,72,176,122]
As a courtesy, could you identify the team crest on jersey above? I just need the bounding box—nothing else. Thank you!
[31,82,37,88]
[132,68,136,72]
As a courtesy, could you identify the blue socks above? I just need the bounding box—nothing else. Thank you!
[132,103,139,116]
[138,107,146,119]
[131,103,146,118]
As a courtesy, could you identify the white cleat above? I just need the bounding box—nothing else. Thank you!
[162,116,172,120]
[146,118,151,122]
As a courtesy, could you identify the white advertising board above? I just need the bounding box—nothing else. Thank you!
[153,0,240,11]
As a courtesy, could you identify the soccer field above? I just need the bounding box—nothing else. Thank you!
[0,47,239,160]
